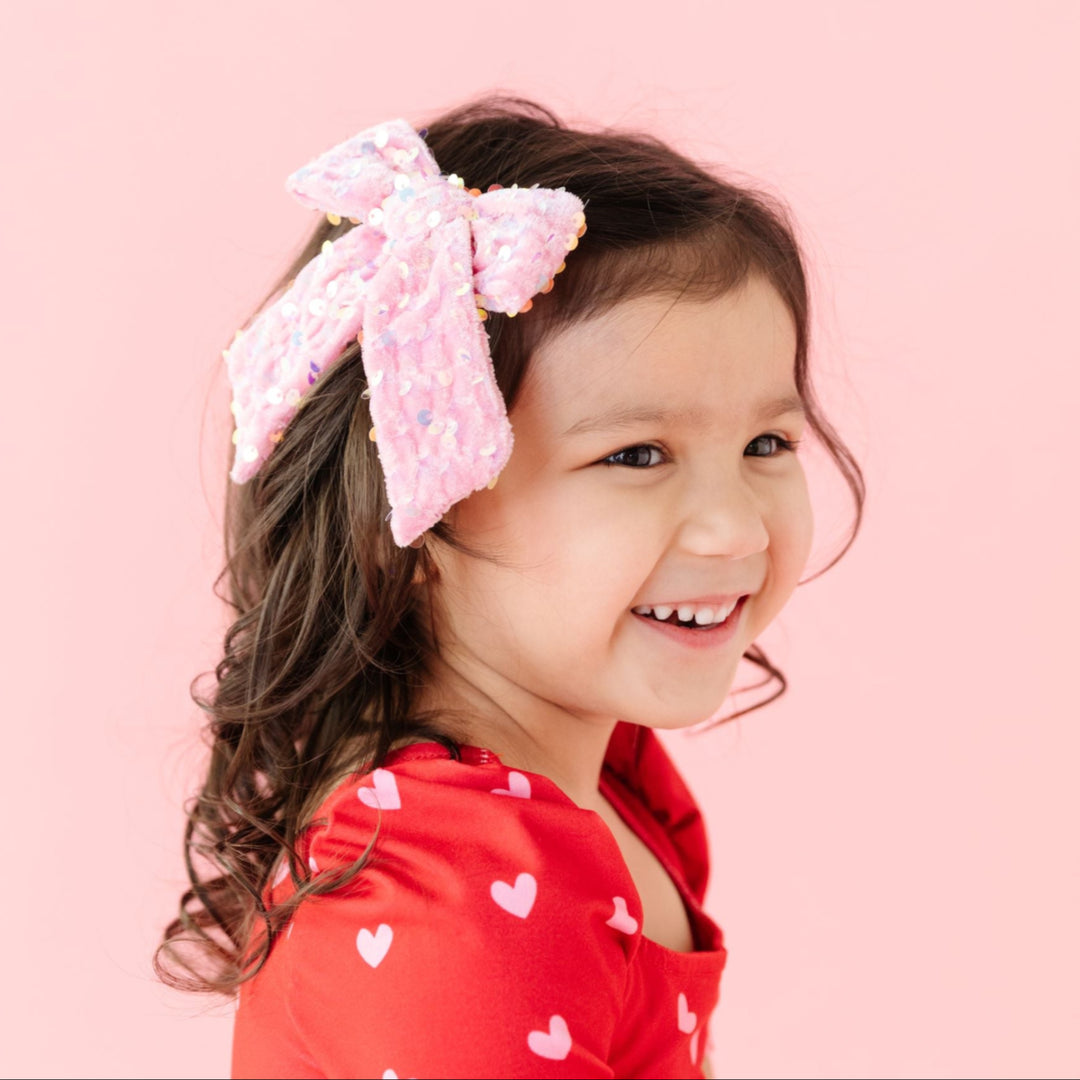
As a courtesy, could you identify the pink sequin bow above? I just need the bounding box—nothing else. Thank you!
[225,119,586,547]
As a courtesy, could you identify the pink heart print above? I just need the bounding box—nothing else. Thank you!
[605,895,639,935]
[356,923,394,968]
[358,769,401,810]
[491,770,531,798]
[527,1014,572,1061]
[677,991,697,1035]
[490,872,537,918]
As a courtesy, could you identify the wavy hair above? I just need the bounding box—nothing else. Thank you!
[157,94,865,995]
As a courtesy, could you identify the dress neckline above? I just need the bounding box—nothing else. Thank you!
[380,725,724,959]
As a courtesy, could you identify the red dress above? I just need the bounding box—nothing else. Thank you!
[232,722,728,1079]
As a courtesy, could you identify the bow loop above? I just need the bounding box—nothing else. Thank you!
[471,187,586,314]
[286,119,441,221]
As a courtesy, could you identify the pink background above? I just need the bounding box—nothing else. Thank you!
[3,2,1076,1077]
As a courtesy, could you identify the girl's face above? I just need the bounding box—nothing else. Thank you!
[423,274,813,739]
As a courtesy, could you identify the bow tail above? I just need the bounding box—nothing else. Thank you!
[362,218,514,547]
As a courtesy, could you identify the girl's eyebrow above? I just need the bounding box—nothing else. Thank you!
[561,394,806,438]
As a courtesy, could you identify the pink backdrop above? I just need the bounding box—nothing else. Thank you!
[3,2,1076,1077]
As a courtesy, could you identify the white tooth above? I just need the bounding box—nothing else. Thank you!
[677,605,696,622]
[715,599,737,622]
[631,605,651,615]
[652,605,674,621]
[693,608,716,625]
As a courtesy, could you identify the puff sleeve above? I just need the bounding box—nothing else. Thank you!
[232,749,644,1080]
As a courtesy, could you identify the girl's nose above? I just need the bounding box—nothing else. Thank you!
[673,472,770,560]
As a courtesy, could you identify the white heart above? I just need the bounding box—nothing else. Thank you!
[382,1072,398,1079]
[358,769,401,810]
[677,991,697,1035]
[605,895,639,935]
[490,872,537,918]
[527,1014,571,1060]
[690,1028,700,1062]
[356,923,393,968]
[492,770,531,798]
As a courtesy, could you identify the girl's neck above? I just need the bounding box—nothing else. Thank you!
[410,649,617,813]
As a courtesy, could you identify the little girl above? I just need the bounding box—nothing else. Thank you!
[159,94,864,1079]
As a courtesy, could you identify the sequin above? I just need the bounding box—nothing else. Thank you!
[266,387,284,405]
[374,127,389,148]
[232,430,241,445]
[399,379,412,395]
[308,298,327,316]
[394,174,409,191]
[321,240,334,256]
[282,301,299,317]
[454,283,470,296]
[399,261,410,278]
[370,370,384,387]
[566,235,579,251]
[269,430,284,443]
[242,444,259,462]
[327,280,339,298]
[426,210,441,228]
[444,418,458,436]
[368,207,385,227]
[486,474,499,490]
[417,409,433,425]
[327,212,342,226]
[476,308,488,321]
[498,244,512,262]
[369,426,378,441]
[478,444,496,456]
[436,369,454,387]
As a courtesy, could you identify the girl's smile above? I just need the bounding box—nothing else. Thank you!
[418,272,814,804]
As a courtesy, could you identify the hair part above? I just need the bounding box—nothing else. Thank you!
[157,93,865,994]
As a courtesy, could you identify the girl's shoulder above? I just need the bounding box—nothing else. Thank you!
[295,722,706,907]
[294,737,645,916]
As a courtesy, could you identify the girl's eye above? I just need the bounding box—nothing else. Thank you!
[600,444,667,469]
[745,434,802,457]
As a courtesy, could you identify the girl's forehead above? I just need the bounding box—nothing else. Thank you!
[524,281,798,422]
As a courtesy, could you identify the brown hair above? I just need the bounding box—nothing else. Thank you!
[157,94,865,995]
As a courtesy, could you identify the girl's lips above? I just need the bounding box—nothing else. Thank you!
[631,595,747,650]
